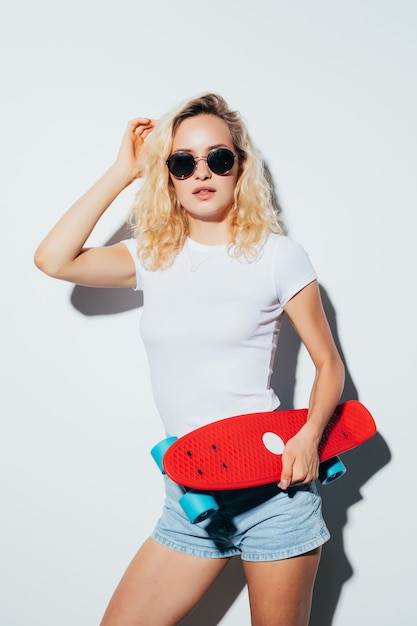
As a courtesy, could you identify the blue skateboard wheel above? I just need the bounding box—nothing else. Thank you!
[150,437,178,473]
[179,490,219,524]
[319,456,346,485]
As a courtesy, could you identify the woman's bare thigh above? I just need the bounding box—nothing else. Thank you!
[100,537,230,626]
[242,547,321,626]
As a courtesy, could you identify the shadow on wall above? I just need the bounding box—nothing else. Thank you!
[273,287,391,626]
[71,238,391,625]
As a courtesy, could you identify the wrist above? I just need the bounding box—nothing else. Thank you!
[107,161,136,191]
[297,420,323,448]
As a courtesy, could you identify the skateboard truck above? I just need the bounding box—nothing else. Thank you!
[151,438,219,523]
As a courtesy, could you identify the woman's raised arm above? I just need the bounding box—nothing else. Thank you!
[34,118,155,287]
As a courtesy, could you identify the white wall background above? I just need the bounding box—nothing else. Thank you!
[1,1,415,624]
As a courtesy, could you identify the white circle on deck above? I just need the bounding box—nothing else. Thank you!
[262,432,285,455]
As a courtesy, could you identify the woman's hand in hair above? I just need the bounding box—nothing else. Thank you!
[114,117,156,183]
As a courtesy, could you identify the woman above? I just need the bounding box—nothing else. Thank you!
[35,93,345,626]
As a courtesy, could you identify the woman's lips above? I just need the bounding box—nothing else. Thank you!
[192,186,216,198]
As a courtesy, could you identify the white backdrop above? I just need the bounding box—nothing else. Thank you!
[1,1,415,624]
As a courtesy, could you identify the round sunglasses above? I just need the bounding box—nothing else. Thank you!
[166,148,237,179]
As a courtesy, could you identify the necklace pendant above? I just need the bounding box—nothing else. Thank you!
[186,239,221,272]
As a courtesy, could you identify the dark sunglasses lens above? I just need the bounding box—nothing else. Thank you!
[167,153,195,178]
[207,149,235,175]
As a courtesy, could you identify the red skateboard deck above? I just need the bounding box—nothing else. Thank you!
[163,400,376,490]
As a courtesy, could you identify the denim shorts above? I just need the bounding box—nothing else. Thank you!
[152,476,330,561]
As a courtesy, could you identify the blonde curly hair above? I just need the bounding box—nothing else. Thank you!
[129,93,284,270]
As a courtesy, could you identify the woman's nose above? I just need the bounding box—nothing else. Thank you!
[194,157,212,179]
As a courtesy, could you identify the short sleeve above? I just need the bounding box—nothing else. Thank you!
[272,236,317,308]
[121,238,143,291]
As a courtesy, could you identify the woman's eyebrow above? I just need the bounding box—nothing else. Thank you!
[172,143,231,153]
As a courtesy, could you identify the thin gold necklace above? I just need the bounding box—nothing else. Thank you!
[186,239,222,272]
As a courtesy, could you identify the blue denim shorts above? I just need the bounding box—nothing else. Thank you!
[152,476,330,561]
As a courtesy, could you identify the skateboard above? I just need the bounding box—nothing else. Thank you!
[151,400,376,523]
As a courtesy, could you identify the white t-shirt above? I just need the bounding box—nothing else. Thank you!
[123,234,316,437]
